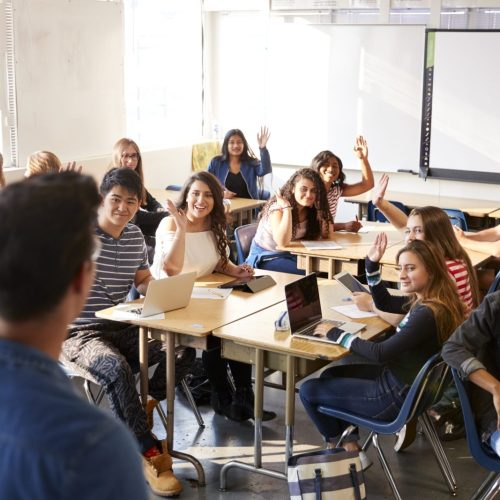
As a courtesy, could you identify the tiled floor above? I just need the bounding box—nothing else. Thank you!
[145,374,491,500]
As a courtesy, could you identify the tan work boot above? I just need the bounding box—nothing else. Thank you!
[142,440,182,497]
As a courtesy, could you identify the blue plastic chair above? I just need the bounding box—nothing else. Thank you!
[317,353,456,500]
[166,184,182,191]
[367,200,408,223]
[234,223,258,265]
[443,208,468,231]
[452,369,500,499]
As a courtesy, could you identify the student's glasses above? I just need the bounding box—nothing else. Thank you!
[121,153,139,161]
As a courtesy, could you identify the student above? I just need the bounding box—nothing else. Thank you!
[311,135,374,232]
[366,173,480,314]
[453,224,500,258]
[61,168,182,497]
[0,172,148,500]
[442,291,500,457]
[24,150,82,177]
[246,167,333,275]
[299,236,466,465]
[207,127,271,199]
[111,138,167,258]
[152,171,276,422]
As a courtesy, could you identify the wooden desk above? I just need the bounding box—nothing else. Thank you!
[95,269,299,484]
[283,222,404,280]
[490,209,500,220]
[345,191,500,220]
[213,280,392,488]
[149,188,266,226]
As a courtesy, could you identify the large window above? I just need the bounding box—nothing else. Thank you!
[124,0,203,149]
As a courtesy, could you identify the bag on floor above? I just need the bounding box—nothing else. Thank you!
[287,448,366,500]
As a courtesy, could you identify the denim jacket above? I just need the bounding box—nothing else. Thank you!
[0,339,147,500]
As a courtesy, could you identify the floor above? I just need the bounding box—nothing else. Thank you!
[141,372,491,500]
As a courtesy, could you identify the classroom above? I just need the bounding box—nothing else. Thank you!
[1,1,500,499]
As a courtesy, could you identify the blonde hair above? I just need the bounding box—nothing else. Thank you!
[110,138,146,203]
[25,151,62,177]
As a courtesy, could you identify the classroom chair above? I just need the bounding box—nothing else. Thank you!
[452,369,500,500]
[487,272,500,295]
[367,200,408,223]
[165,184,182,191]
[234,223,258,265]
[443,208,468,231]
[317,353,456,500]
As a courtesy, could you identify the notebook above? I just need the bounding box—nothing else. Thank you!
[115,271,196,318]
[285,273,365,344]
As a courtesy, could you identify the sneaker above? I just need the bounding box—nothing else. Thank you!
[229,387,276,422]
[142,440,183,497]
[394,419,417,452]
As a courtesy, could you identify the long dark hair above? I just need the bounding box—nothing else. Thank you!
[409,206,480,308]
[310,150,346,187]
[396,239,466,345]
[260,168,332,240]
[219,129,258,164]
[176,171,230,269]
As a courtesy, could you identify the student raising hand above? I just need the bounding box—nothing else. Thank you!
[257,126,271,149]
[353,135,368,160]
[367,232,388,263]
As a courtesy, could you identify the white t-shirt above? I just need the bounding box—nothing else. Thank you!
[152,217,221,279]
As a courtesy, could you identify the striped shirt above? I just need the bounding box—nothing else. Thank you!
[326,184,343,222]
[74,224,149,324]
[446,258,474,313]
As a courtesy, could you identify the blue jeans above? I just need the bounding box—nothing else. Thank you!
[490,429,500,457]
[300,363,409,443]
[246,241,304,275]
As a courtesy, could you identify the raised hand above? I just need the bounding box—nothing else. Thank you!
[353,135,368,160]
[60,161,83,174]
[166,199,188,233]
[372,173,389,207]
[367,232,388,263]
[257,126,271,149]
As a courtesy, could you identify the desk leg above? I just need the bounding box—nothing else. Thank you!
[237,211,243,227]
[163,331,206,486]
[284,355,295,472]
[139,327,148,405]
[219,348,286,491]
[305,256,312,275]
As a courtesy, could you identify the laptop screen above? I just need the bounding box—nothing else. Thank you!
[285,274,323,333]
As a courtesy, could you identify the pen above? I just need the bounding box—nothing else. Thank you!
[208,288,225,298]
[342,296,353,302]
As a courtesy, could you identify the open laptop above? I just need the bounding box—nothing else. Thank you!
[117,271,197,318]
[285,273,365,344]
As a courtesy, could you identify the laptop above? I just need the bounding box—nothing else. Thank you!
[116,271,197,318]
[285,273,365,344]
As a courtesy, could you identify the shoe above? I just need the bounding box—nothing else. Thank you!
[210,391,232,417]
[429,407,466,441]
[146,399,158,431]
[229,387,276,422]
[358,450,373,471]
[174,347,196,386]
[142,440,183,497]
[394,419,417,452]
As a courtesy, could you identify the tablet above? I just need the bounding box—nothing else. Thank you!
[334,272,369,294]
[219,275,276,293]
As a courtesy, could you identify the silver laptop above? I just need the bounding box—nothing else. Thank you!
[285,273,365,344]
[119,271,197,318]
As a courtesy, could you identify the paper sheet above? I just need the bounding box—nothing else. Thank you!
[301,240,343,250]
[331,304,377,319]
[191,287,232,300]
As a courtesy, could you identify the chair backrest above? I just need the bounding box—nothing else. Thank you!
[487,272,500,295]
[396,353,449,426]
[234,223,258,265]
[452,368,500,472]
[442,208,468,231]
[166,184,182,191]
[367,200,408,223]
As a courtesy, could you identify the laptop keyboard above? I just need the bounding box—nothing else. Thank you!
[299,319,343,337]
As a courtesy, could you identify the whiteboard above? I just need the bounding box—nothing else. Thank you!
[428,31,500,177]
[14,0,124,164]
[266,23,426,171]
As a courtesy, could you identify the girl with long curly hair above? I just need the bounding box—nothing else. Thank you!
[152,171,275,422]
[246,167,333,274]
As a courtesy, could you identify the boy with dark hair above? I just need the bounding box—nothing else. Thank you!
[0,172,148,499]
[61,168,182,497]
